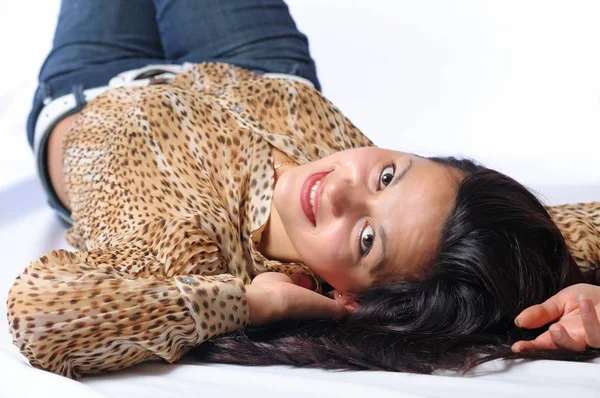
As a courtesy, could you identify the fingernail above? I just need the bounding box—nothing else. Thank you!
[549,325,562,339]
[512,345,522,353]
[579,294,591,316]
[514,317,521,327]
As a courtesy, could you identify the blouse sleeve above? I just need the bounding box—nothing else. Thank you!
[6,218,250,379]
[547,201,600,283]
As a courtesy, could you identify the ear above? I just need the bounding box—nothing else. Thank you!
[331,290,359,312]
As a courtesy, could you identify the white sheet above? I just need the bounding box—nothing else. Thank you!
[1,1,599,397]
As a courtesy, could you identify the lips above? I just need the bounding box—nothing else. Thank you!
[300,171,330,226]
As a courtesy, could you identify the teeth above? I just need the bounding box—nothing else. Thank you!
[309,180,321,210]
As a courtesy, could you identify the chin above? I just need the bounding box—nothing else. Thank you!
[273,173,292,209]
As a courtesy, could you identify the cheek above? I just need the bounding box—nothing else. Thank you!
[299,224,350,269]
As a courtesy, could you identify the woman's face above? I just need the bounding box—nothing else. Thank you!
[273,148,461,293]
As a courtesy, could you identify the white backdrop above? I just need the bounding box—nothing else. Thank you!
[0,1,599,397]
[1,0,599,194]
[292,0,600,188]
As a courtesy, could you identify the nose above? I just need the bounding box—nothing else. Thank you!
[324,172,364,218]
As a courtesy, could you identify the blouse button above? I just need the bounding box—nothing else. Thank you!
[182,276,195,285]
[232,105,243,113]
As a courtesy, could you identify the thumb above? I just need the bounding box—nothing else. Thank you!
[251,272,292,285]
[289,273,315,290]
[515,296,564,329]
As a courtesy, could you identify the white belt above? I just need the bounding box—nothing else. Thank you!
[32,63,315,161]
[33,63,192,160]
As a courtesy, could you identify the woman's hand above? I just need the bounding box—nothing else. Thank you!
[245,272,349,326]
[512,283,600,352]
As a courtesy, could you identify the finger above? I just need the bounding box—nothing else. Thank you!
[579,295,600,347]
[512,340,539,353]
[511,332,557,353]
[515,297,564,329]
[549,323,587,352]
[287,287,348,321]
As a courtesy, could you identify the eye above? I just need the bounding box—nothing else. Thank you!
[359,222,375,257]
[378,164,395,189]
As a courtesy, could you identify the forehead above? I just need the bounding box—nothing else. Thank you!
[376,157,460,283]
[335,146,403,160]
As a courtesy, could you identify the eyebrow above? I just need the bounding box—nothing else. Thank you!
[374,226,387,274]
[373,159,413,274]
[389,159,413,189]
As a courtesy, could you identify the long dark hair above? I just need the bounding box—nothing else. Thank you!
[191,156,598,373]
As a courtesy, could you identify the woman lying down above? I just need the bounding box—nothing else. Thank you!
[7,0,600,379]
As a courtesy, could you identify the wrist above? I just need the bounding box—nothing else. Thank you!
[244,284,262,326]
[244,283,280,327]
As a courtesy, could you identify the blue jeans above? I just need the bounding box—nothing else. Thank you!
[28,0,320,222]
[27,0,320,149]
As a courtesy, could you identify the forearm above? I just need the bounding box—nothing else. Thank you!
[47,112,80,212]
[7,249,250,378]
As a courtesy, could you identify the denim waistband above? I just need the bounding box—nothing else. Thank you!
[27,58,320,150]
[28,59,320,225]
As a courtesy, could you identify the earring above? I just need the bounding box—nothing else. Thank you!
[337,294,342,298]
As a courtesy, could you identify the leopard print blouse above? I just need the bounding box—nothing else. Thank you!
[6,63,599,379]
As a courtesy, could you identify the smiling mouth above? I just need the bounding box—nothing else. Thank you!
[300,171,330,226]
[309,179,322,215]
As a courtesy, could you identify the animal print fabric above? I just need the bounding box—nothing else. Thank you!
[6,63,372,378]
[548,201,600,283]
[6,63,598,378]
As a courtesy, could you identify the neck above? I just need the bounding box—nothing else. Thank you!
[256,199,301,263]
[256,153,301,263]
